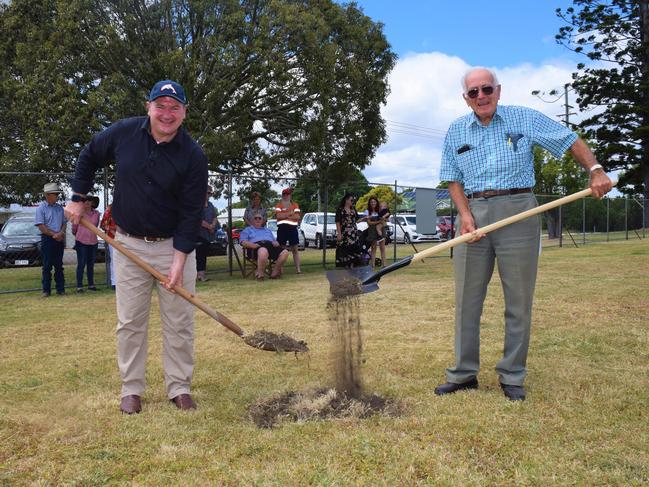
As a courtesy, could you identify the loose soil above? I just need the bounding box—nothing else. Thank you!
[249,388,401,429]
[243,330,309,353]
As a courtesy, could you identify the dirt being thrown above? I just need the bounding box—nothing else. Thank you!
[243,330,309,353]
[249,388,401,428]
[329,277,363,297]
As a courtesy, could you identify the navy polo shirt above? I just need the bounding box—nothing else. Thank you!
[70,117,208,253]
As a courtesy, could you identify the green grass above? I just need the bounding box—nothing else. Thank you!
[1,240,648,485]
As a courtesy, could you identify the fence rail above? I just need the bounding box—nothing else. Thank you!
[0,171,645,295]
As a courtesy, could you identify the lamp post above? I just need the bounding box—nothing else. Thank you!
[531,83,576,128]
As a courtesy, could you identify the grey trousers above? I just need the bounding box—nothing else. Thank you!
[446,192,540,386]
[114,233,197,399]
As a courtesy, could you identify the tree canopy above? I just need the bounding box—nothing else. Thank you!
[0,0,395,204]
[556,0,649,212]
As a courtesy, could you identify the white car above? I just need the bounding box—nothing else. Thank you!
[266,219,305,250]
[388,214,441,243]
[300,212,337,248]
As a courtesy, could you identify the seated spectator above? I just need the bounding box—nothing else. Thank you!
[244,191,267,226]
[239,215,289,280]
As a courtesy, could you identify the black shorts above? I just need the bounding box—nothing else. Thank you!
[245,241,284,261]
[277,224,299,246]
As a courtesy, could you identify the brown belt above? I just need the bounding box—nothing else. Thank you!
[116,227,170,243]
[468,188,532,199]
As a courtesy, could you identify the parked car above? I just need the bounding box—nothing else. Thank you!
[388,214,441,243]
[198,228,228,256]
[300,212,337,249]
[267,219,305,250]
[0,214,42,267]
[224,226,241,244]
[437,215,456,240]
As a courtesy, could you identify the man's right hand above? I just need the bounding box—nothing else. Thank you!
[64,201,85,224]
[460,214,486,243]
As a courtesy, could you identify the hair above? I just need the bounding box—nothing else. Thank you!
[337,193,355,211]
[367,196,379,212]
[461,67,500,93]
[251,191,261,199]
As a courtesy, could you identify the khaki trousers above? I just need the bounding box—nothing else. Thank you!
[114,233,197,399]
[446,192,540,386]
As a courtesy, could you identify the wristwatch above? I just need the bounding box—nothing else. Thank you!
[589,164,604,173]
[71,194,86,202]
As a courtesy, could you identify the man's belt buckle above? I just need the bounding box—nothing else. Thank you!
[144,236,160,243]
[482,190,499,198]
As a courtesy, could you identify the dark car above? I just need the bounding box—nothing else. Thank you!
[437,215,456,240]
[0,215,42,267]
[199,228,228,256]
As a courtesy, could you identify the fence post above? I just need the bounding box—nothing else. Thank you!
[558,200,563,248]
[606,197,610,242]
[625,195,629,241]
[103,167,111,287]
[582,198,586,245]
[393,180,398,262]
[644,198,646,239]
[322,182,328,267]
[227,170,233,275]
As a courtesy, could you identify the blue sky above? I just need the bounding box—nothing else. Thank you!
[341,1,590,187]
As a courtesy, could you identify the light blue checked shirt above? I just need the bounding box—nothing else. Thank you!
[440,105,578,195]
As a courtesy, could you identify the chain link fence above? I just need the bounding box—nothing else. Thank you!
[0,171,645,294]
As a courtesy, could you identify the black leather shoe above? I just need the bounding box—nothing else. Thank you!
[434,377,478,395]
[120,394,142,414]
[501,383,526,401]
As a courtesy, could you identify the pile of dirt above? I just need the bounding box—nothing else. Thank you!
[243,330,309,353]
[249,388,401,428]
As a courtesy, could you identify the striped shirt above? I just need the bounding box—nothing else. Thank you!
[440,105,577,194]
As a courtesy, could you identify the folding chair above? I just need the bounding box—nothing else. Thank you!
[242,246,276,279]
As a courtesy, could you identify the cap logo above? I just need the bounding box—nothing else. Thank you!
[160,83,177,94]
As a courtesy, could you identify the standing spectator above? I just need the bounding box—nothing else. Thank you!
[335,193,364,268]
[434,67,612,401]
[196,186,218,282]
[243,191,267,226]
[66,79,208,414]
[100,203,117,290]
[274,188,301,274]
[72,196,101,292]
[34,182,67,297]
[361,197,387,268]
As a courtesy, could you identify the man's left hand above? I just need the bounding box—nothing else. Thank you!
[64,200,86,224]
[590,171,614,199]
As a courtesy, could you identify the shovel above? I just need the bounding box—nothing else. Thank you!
[80,218,308,353]
[327,187,598,295]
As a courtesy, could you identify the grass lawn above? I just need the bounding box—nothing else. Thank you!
[1,239,648,486]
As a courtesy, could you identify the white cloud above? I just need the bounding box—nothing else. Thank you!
[364,52,582,187]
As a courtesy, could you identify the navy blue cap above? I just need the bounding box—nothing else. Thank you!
[148,80,187,104]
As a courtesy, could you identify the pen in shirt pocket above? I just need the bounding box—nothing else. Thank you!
[457,144,472,155]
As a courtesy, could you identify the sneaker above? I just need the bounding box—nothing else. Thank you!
[56,290,66,296]
[87,286,98,291]
[76,288,84,293]
[41,292,51,298]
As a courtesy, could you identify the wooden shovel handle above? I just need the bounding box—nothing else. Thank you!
[79,218,245,337]
[411,188,594,263]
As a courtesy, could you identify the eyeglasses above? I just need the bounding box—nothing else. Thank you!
[466,85,495,99]
[253,217,263,220]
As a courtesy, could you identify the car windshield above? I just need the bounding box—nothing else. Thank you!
[2,220,39,237]
[317,215,336,224]
[405,216,416,226]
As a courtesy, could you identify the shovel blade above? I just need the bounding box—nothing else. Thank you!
[326,267,378,296]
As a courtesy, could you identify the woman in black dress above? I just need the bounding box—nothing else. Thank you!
[335,193,364,268]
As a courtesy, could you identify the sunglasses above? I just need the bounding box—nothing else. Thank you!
[466,85,495,99]
[253,217,263,220]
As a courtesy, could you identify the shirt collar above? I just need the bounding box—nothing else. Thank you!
[141,117,184,147]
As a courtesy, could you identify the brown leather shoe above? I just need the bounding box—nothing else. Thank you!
[170,393,197,411]
[120,394,142,414]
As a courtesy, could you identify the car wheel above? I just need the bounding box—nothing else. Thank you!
[315,233,322,249]
[233,238,239,245]
[404,233,411,244]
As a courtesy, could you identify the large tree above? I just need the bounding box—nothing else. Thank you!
[556,0,649,226]
[0,0,394,204]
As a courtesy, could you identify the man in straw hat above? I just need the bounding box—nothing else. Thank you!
[66,79,208,414]
[35,182,67,297]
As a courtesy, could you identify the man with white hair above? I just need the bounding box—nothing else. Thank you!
[435,67,612,401]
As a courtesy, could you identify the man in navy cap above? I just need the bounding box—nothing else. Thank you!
[66,79,208,414]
